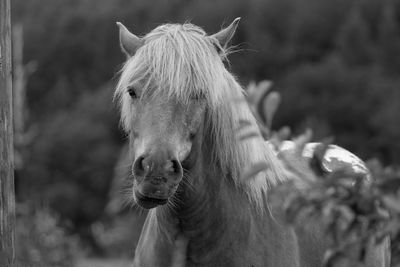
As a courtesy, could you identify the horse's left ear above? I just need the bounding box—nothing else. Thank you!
[210,17,241,49]
[116,22,143,57]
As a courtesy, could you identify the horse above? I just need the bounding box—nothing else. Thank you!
[114,18,390,267]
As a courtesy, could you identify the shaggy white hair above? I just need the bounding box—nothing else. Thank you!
[115,23,287,209]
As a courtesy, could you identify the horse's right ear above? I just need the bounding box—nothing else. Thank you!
[116,22,143,57]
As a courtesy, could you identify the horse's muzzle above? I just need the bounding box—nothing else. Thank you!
[135,191,168,209]
[133,179,174,209]
[132,151,183,208]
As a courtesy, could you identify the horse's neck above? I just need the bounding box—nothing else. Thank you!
[171,156,256,263]
[134,208,179,267]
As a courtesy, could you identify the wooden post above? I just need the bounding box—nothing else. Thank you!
[13,24,28,170]
[0,0,16,265]
[13,25,24,146]
[12,24,36,171]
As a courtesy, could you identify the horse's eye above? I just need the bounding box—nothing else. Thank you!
[189,132,196,140]
[127,86,138,99]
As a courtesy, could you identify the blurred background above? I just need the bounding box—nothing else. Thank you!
[11,0,400,265]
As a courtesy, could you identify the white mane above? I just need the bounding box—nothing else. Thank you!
[115,23,287,208]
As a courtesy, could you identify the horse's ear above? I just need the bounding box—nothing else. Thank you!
[210,17,241,49]
[116,22,143,57]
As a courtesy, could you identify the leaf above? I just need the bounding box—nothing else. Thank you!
[263,91,281,128]
[293,128,313,155]
[246,80,272,108]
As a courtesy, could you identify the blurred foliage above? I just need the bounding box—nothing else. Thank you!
[16,205,80,267]
[245,81,398,266]
[278,148,399,266]
[17,86,121,252]
[10,0,400,256]
[91,212,147,258]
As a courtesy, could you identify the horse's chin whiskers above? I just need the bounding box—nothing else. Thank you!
[167,196,179,211]
[136,205,146,215]
[122,198,135,210]
[180,177,195,193]
[121,188,133,197]
[173,192,185,205]
[119,183,133,192]
[181,169,195,192]
[119,183,134,195]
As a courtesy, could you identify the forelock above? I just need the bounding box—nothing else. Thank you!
[116,23,229,110]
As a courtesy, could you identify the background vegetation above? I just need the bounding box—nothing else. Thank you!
[11,0,400,263]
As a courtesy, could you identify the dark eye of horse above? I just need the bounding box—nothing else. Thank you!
[189,132,196,140]
[127,86,138,99]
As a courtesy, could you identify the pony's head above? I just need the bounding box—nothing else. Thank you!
[115,19,242,209]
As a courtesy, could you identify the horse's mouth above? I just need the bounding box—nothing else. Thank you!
[136,192,168,209]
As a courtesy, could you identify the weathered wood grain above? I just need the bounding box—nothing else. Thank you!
[0,0,16,265]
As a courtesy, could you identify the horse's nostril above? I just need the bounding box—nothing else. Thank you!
[133,156,146,176]
[171,159,182,175]
[164,159,181,175]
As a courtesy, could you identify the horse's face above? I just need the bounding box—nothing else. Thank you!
[129,87,206,208]
[117,19,240,209]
